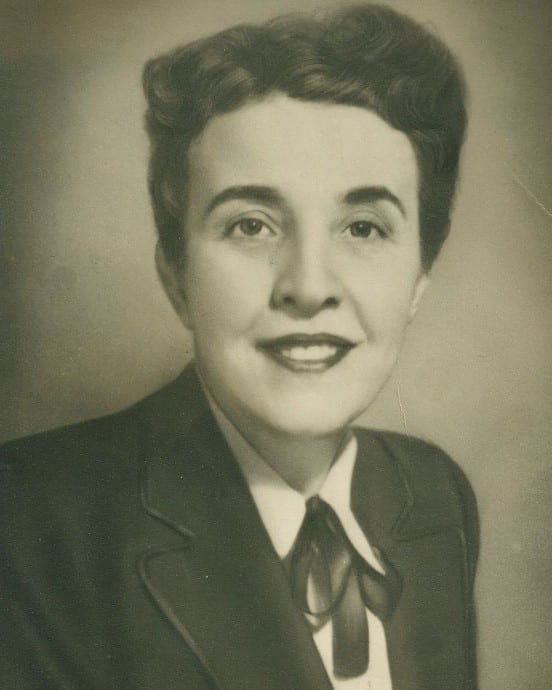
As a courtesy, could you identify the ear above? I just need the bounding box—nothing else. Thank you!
[155,242,192,329]
[408,271,430,321]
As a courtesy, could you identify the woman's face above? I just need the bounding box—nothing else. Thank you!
[159,94,428,440]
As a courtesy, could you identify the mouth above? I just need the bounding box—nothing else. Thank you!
[257,333,356,372]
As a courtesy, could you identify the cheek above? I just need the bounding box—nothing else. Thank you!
[347,264,420,343]
[182,246,272,334]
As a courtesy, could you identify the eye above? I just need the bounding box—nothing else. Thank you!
[345,220,385,239]
[228,218,273,237]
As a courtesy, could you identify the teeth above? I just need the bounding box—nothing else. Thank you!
[279,344,338,361]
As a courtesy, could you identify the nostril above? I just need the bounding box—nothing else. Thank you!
[271,288,341,312]
[323,296,339,308]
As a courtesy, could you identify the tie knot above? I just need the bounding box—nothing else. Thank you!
[305,494,324,515]
[289,495,401,620]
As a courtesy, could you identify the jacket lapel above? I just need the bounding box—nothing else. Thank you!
[352,431,472,690]
[135,369,471,689]
[136,368,332,690]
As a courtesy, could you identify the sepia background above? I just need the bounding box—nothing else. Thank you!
[1,0,551,687]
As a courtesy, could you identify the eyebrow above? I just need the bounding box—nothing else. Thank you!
[203,184,407,219]
[343,186,407,219]
[204,186,285,218]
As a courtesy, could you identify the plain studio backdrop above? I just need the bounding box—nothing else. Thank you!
[1,0,551,687]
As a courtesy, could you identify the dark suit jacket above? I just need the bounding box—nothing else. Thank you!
[0,366,478,689]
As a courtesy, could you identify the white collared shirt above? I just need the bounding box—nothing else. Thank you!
[210,403,393,690]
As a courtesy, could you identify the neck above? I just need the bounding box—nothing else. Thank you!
[198,374,348,495]
[233,420,347,496]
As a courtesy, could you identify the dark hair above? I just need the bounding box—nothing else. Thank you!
[143,3,467,270]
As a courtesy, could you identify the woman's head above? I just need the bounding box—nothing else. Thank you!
[143,3,467,271]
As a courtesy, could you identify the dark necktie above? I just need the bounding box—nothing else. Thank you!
[287,495,401,678]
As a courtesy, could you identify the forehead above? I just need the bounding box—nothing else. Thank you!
[187,94,418,213]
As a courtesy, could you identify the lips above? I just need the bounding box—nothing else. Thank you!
[257,333,356,372]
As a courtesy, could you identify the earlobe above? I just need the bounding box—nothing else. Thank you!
[408,272,430,321]
[155,243,192,328]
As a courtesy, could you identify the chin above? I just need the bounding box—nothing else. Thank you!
[263,374,389,436]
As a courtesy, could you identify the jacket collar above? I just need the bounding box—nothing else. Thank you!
[136,367,469,690]
[136,366,458,545]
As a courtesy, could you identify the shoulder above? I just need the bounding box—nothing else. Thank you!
[356,427,476,505]
[357,427,457,469]
[0,367,202,512]
[0,406,138,481]
[0,375,187,571]
[0,407,141,539]
[0,366,200,473]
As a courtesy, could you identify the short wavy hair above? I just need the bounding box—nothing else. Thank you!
[143,3,467,270]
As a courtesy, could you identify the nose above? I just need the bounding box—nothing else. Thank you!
[270,235,343,317]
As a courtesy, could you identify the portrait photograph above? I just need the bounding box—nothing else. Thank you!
[1,1,551,689]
